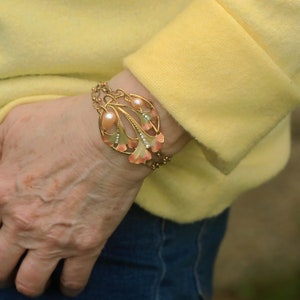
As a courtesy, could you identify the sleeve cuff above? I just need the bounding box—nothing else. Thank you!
[124,0,300,174]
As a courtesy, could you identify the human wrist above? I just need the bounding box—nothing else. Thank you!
[77,93,151,180]
[108,70,191,157]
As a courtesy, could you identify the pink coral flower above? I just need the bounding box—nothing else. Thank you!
[151,133,164,152]
[116,144,127,152]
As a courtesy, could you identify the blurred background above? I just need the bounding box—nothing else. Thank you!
[213,108,300,300]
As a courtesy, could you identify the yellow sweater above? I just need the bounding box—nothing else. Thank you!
[0,0,299,222]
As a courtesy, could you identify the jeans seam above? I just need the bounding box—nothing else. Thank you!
[194,220,210,300]
[154,219,166,300]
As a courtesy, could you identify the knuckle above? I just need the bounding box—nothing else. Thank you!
[32,249,60,262]
[44,223,75,249]
[15,281,42,298]
[45,232,69,249]
[60,278,84,292]
[73,234,100,252]
[13,212,36,231]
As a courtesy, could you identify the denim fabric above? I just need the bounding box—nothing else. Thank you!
[0,204,229,300]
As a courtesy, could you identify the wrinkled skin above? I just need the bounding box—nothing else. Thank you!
[0,71,189,297]
[0,92,152,297]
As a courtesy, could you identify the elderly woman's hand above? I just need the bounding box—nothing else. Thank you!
[0,91,152,297]
[0,71,190,298]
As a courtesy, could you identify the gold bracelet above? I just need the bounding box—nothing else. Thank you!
[91,82,171,170]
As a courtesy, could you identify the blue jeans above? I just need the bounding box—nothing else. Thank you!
[0,204,229,300]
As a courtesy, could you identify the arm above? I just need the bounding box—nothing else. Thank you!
[0,70,190,298]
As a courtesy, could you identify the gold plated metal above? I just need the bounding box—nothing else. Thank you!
[91,82,171,169]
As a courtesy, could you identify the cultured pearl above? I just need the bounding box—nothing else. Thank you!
[102,112,117,130]
[131,97,144,109]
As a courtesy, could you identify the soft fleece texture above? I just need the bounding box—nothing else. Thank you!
[0,0,299,222]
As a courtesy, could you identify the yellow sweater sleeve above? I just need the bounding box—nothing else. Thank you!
[124,0,300,174]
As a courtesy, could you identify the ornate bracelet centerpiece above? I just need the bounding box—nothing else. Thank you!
[91,82,171,169]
